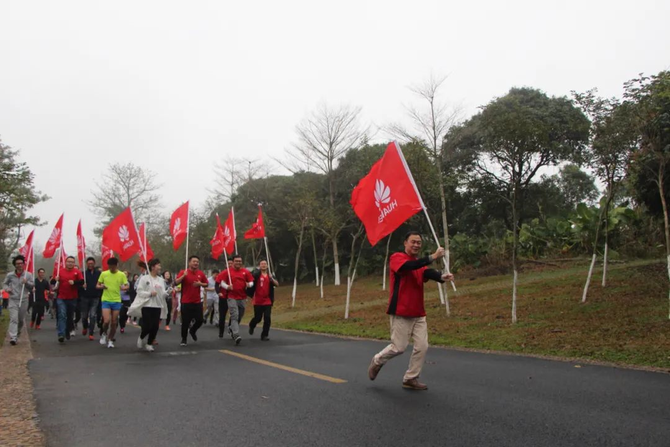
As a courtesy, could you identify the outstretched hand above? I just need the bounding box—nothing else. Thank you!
[441,272,454,282]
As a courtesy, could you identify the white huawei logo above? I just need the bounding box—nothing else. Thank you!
[374,179,391,209]
[48,228,61,245]
[118,225,130,242]
[173,218,181,234]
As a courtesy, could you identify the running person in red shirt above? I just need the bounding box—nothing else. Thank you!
[176,255,208,347]
[53,256,85,343]
[248,260,278,341]
[216,255,253,345]
[367,231,453,391]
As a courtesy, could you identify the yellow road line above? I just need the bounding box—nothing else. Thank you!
[219,350,347,384]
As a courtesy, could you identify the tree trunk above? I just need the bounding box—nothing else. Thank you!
[657,164,670,320]
[345,232,365,319]
[333,240,341,286]
[292,221,305,308]
[320,239,328,299]
[311,228,319,287]
[251,244,257,268]
[438,174,451,272]
[582,200,606,303]
[602,185,614,288]
[512,185,519,324]
[382,234,392,291]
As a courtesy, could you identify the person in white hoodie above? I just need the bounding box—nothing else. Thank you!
[129,258,167,352]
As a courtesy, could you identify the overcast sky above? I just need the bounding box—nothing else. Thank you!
[2,0,669,253]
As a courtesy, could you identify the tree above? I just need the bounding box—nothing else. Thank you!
[88,163,162,235]
[284,103,368,286]
[556,164,599,209]
[0,138,48,265]
[624,70,670,318]
[207,156,269,207]
[463,87,590,322]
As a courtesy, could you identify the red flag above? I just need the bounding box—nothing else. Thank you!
[102,207,142,262]
[210,214,225,260]
[244,206,266,239]
[76,220,86,269]
[52,248,67,277]
[350,142,424,246]
[43,213,64,258]
[139,223,154,262]
[222,209,236,255]
[170,201,189,251]
[18,230,35,274]
[101,243,113,271]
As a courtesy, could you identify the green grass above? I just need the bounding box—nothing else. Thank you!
[269,259,670,370]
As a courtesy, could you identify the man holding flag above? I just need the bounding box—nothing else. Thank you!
[175,255,208,347]
[3,255,34,345]
[216,254,254,345]
[53,256,84,342]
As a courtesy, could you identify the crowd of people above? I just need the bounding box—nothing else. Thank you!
[2,253,278,351]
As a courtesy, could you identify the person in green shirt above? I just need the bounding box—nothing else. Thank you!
[96,258,129,349]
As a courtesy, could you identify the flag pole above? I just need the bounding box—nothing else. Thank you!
[184,204,190,271]
[232,206,238,254]
[395,142,456,294]
[263,236,275,277]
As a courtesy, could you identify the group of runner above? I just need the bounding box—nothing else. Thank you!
[2,253,278,351]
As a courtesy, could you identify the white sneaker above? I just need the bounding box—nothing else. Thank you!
[70,330,76,337]
[107,340,115,349]
[145,344,155,352]
[137,336,144,349]
[100,334,108,345]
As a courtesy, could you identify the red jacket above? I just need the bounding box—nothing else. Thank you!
[387,252,442,318]
[57,268,84,300]
[216,268,253,300]
[177,269,208,304]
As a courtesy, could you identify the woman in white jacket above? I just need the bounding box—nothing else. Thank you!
[129,258,167,352]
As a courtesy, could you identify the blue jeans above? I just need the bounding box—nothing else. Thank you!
[57,299,76,337]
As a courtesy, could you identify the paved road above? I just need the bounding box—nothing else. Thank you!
[27,315,670,447]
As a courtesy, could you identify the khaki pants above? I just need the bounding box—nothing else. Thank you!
[8,298,29,341]
[373,315,428,381]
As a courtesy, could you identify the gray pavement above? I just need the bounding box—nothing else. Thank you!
[27,314,670,447]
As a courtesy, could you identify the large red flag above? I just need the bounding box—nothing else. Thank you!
[170,201,189,251]
[43,213,64,258]
[76,220,86,269]
[18,230,35,274]
[222,209,236,255]
[101,243,113,271]
[102,207,142,262]
[52,247,67,277]
[350,142,424,246]
[138,223,154,262]
[244,206,266,239]
[210,214,225,260]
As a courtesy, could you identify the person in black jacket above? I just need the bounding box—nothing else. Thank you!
[248,260,278,341]
[31,268,51,329]
[80,257,102,340]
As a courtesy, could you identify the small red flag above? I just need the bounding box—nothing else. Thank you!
[222,209,236,255]
[18,230,35,274]
[76,220,86,269]
[350,142,424,246]
[244,206,266,239]
[170,201,189,251]
[101,243,113,271]
[43,213,64,258]
[210,214,225,260]
[102,207,142,262]
[139,223,154,262]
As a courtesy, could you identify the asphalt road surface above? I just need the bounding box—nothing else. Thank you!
[27,315,670,447]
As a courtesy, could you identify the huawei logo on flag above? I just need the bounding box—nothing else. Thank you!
[223,226,231,244]
[375,179,398,224]
[49,228,61,245]
[118,225,130,242]
[173,218,181,235]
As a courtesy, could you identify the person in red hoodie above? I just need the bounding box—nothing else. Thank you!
[367,231,454,391]
[248,260,278,341]
[216,254,253,345]
[52,256,84,343]
[176,255,208,347]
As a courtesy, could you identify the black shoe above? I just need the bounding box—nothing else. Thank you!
[58,336,65,343]
[261,336,270,341]
[180,340,187,347]
[65,333,71,340]
[219,333,224,339]
[235,336,241,346]
[249,326,255,335]
[10,339,17,346]
[189,329,198,342]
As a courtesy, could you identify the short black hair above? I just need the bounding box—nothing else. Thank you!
[86,257,95,263]
[12,255,25,266]
[37,268,45,273]
[188,255,200,262]
[108,257,119,266]
[66,255,75,261]
[404,231,422,241]
[232,254,243,261]
[212,269,220,275]
[148,258,161,270]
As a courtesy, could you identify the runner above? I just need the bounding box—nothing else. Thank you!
[217,259,233,339]
[119,271,133,333]
[2,255,34,345]
[203,269,219,325]
[216,254,254,345]
[248,260,278,341]
[80,257,102,340]
[31,268,51,330]
[162,271,175,331]
[97,258,129,349]
[53,256,84,343]
[129,258,167,352]
[367,231,454,391]
[175,256,208,347]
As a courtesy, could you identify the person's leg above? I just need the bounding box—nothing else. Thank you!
[227,298,240,337]
[140,307,151,340]
[17,299,28,338]
[108,309,119,341]
[189,303,203,339]
[249,305,262,332]
[147,308,161,345]
[261,305,272,339]
[101,307,111,340]
[119,303,128,329]
[65,300,75,337]
[180,303,193,342]
[8,299,19,341]
[57,298,67,338]
[218,298,228,337]
[80,298,90,334]
[166,298,172,327]
[31,304,39,326]
[373,316,412,367]
[238,300,246,325]
[404,317,429,382]
[88,298,99,336]
[73,298,81,329]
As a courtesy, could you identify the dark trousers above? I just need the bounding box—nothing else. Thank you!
[249,305,272,338]
[166,298,173,324]
[181,302,203,342]
[140,307,161,344]
[73,298,81,326]
[218,298,229,337]
[80,297,100,335]
[119,301,130,328]
[56,299,77,337]
[31,302,45,325]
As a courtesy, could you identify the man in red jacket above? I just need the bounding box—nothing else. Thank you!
[176,255,208,347]
[368,231,453,391]
[216,254,253,345]
[53,256,84,343]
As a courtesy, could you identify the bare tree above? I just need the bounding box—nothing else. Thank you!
[207,157,269,207]
[88,163,161,234]
[284,102,368,286]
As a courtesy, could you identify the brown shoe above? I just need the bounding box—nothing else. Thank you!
[368,358,383,381]
[402,378,428,390]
